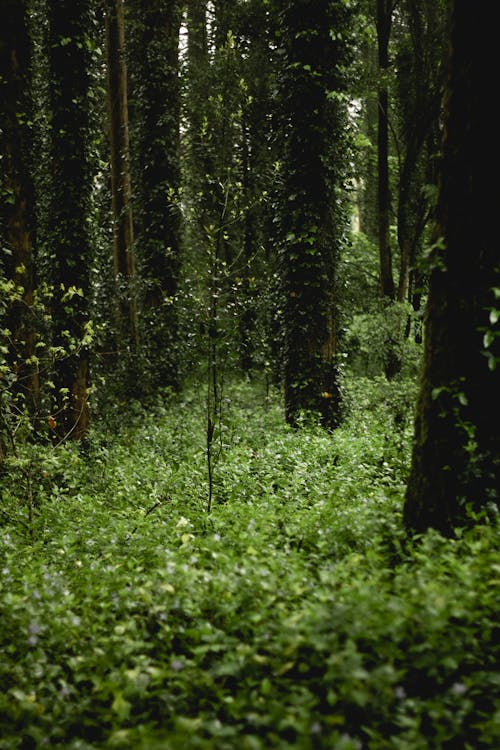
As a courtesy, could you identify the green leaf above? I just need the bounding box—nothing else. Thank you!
[111,692,131,721]
[483,330,494,348]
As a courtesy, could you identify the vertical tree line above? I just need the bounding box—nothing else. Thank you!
[1,0,495,532]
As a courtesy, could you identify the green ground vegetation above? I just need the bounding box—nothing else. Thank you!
[0,376,498,749]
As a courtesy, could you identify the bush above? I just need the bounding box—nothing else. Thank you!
[0,378,498,749]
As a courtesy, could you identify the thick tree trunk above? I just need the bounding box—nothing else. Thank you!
[46,0,93,440]
[281,0,350,428]
[128,0,182,390]
[404,2,499,535]
[0,0,40,419]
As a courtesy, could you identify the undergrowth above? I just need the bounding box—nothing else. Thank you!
[0,376,498,749]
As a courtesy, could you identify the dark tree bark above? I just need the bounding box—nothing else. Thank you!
[280,0,351,428]
[128,0,183,391]
[46,0,93,440]
[105,0,138,353]
[0,0,39,419]
[404,1,499,535]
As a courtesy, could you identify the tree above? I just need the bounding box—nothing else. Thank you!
[0,0,39,422]
[45,0,94,440]
[376,0,395,303]
[235,0,279,374]
[404,1,499,535]
[128,0,183,392]
[105,0,138,358]
[279,0,351,428]
[391,0,447,356]
[394,0,446,308]
[355,0,446,377]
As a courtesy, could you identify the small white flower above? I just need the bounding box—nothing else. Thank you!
[451,682,467,696]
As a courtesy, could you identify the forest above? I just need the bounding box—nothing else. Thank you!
[0,0,499,748]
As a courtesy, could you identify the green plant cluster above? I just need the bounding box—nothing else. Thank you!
[0,378,498,749]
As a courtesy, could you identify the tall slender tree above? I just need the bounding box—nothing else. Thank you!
[46,0,94,439]
[279,0,351,428]
[376,0,395,302]
[105,0,138,357]
[404,1,499,535]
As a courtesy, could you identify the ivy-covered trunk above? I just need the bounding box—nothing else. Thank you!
[46,0,93,440]
[279,0,350,429]
[0,0,40,421]
[128,0,183,391]
[404,1,499,534]
[105,0,138,360]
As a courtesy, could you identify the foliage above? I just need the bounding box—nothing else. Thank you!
[0,4,496,745]
[1,378,498,749]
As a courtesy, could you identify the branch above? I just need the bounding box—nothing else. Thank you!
[124,495,172,541]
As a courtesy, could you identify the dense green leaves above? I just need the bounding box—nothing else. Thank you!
[0,4,498,745]
[1,379,498,748]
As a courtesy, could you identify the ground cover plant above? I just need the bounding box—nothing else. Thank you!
[0,376,499,749]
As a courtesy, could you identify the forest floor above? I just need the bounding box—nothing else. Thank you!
[0,376,499,749]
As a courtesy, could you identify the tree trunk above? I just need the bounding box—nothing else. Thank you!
[238,115,257,373]
[376,0,395,302]
[0,0,40,420]
[128,0,182,391]
[376,0,402,380]
[46,0,93,440]
[404,1,499,535]
[395,0,447,309]
[280,0,351,428]
[105,0,138,353]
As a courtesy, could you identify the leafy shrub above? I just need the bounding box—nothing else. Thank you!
[0,378,498,749]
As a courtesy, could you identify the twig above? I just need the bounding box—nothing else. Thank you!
[124,495,171,542]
